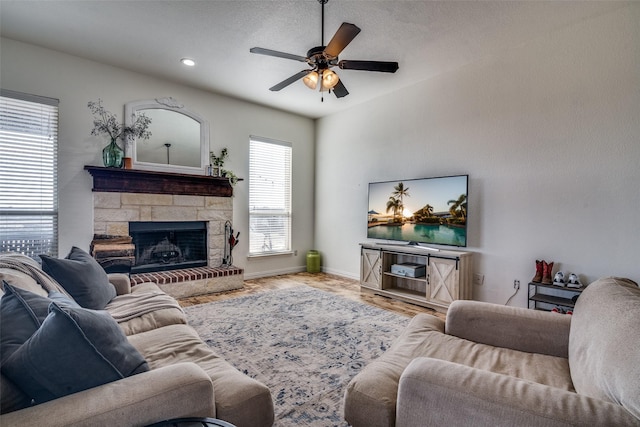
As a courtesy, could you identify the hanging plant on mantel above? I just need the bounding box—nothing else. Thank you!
[88,99,152,168]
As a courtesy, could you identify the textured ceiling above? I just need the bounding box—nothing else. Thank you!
[0,1,626,118]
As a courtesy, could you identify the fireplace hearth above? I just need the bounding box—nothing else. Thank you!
[129,221,207,274]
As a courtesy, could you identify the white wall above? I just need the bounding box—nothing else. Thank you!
[315,5,640,306]
[0,38,316,278]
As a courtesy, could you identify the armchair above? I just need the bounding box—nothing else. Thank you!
[344,277,640,426]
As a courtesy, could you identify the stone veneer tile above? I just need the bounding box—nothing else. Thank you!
[93,222,108,234]
[173,195,205,207]
[106,222,129,236]
[150,206,199,221]
[95,208,140,222]
[139,206,152,221]
[94,192,121,209]
[122,193,173,206]
[205,197,232,210]
[197,209,231,221]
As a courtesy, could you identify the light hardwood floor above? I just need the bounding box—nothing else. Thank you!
[178,272,446,320]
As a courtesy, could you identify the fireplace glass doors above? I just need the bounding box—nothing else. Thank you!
[129,221,207,273]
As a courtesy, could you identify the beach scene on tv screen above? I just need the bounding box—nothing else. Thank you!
[367,176,467,247]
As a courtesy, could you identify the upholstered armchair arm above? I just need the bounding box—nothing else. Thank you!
[108,273,131,295]
[0,363,215,427]
[445,300,571,358]
[397,358,639,427]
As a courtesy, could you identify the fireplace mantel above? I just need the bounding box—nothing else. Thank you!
[85,166,233,197]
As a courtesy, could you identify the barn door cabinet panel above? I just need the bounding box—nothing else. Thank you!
[359,243,472,312]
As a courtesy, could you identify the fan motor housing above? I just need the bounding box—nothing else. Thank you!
[307,46,337,69]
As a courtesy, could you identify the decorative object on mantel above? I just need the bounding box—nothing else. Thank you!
[209,147,239,185]
[125,97,208,175]
[88,99,152,168]
[222,220,240,267]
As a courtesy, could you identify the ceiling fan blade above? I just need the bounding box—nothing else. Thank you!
[250,47,308,63]
[324,23,361,57]
[332,79,349,98]
[338,60,399,73]
[269,70,312,91]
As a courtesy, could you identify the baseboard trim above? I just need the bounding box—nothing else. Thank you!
[244,266,306,280]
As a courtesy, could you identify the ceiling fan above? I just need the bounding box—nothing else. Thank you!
[250,0,399,99]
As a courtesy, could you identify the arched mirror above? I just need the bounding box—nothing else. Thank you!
[124,97,209,175]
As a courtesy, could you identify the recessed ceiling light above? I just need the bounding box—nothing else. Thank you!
[180,58,196,67]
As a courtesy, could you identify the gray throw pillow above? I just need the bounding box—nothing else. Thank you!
[0,282,79,364]
[40,246,116,309]
[1,302,149,404]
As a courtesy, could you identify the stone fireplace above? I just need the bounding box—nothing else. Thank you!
[85,166,243,298]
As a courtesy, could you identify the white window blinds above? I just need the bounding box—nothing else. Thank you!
[249,137,292,256]
[0,90,59,259]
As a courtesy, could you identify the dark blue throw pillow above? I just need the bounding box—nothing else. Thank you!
[40,246,116,310]
[1,302,149,404]
[0,282,79,364]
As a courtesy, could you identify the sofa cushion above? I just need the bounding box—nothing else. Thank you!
[40,246,116,310]
[569,277,640,419]
[2,302,149,404]
[0,282,78,364]
[0,283,78,413]
[106,282,187,335]
[128,323,274,427]
[0,268,48,297]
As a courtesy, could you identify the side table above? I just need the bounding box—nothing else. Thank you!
[146,417,236,427]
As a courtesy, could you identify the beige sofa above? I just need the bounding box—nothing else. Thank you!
[344,277,640,427]
[0,253,274,427]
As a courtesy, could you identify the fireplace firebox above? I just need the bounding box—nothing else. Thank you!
[129,221,207,274]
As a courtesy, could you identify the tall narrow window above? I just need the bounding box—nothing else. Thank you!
[249,136,292,256]
[0,90,59,259]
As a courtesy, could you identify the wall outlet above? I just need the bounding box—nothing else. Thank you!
[473,273,484,285]
[514,280,520,289]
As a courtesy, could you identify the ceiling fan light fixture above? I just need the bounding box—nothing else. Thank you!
[303,71,319,90]
[321,69,339,90]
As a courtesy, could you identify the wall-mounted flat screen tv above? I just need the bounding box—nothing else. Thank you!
[367,175,468,247]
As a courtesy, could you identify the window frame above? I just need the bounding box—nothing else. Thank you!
[0,89,59,260]
[248,135,293,257]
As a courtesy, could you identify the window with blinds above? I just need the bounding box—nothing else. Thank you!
[0,90,59,259]
[249,136,292,256]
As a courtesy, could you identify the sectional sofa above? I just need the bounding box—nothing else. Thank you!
[0,249,274,427]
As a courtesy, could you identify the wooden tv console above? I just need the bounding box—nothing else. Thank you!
[360,243,472,313]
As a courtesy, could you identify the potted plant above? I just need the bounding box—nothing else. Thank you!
[209,148,238,185]
[88,99,152,168]
[209,147,228,176]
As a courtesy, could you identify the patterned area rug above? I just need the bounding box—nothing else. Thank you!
[184,285,410,427]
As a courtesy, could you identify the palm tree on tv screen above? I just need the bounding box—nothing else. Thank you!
[447,194,467,220]
[392,182,410,219]
[386,197,401,223]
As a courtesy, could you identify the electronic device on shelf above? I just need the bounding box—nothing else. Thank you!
[367,175,468,248]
